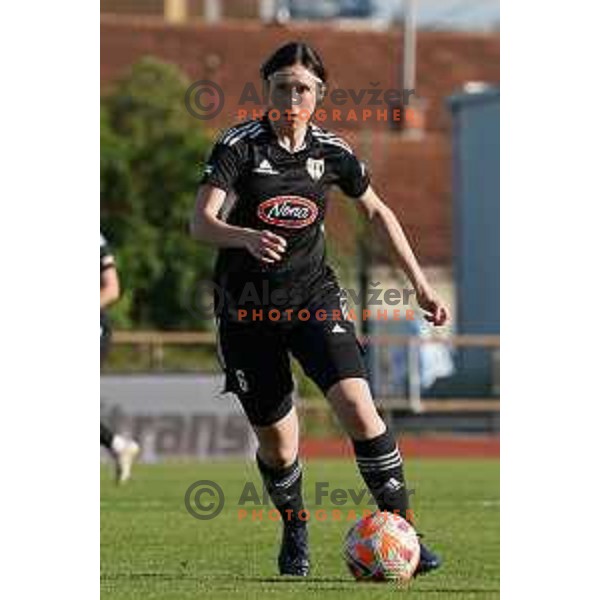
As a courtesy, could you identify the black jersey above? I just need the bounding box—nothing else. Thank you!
[201,114,370,319]
[100,232,115,337]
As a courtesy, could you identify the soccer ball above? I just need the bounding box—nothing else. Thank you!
[343,512,420,582]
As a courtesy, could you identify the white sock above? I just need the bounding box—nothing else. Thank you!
[111,435,127,453]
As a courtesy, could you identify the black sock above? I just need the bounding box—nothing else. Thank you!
[352,428,411,521]
[256,453,306,528]
[101,423,114,449]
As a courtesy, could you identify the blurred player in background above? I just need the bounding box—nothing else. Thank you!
[192,42,448,576]
[100,232,139,483]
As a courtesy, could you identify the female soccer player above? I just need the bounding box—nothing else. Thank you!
[192,42,448,577]
[100,232,139,483]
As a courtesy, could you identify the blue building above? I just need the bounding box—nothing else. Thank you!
[448,86,500,392]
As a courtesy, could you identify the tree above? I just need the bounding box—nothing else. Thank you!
[101,57,215,330]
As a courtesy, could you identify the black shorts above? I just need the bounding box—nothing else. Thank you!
[216,275,369,427]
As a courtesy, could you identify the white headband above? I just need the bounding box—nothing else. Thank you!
[268,68,324,85]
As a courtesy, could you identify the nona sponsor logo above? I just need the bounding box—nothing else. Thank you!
[257,196,318,229]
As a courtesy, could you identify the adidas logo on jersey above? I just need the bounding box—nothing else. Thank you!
[332,323,346,334]
[253,159,279,175]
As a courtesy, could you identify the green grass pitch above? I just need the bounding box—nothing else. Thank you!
[101,458,499,599]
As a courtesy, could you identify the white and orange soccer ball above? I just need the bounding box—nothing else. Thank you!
[343,512,421,582]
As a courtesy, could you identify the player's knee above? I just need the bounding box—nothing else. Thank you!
[258,444,298,469]
[347,412,383,440]
[255,399,299,468]
[332,394,385,440]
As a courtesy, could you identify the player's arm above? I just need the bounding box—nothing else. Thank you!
[334,143,448,326]
[101,260,120,309]
[356,185,449,326]
[191,185,287,264]
[191,135,287,264]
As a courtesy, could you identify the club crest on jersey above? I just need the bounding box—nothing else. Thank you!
[257,196,318,229]
[306,157,325,181]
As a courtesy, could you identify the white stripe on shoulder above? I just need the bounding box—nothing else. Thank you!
[227,122,264,146]
[219,120,257,145]
[313,135,354,154]
[312,129,350,143]
[247,124,267,139]
[310,125,345,139]
[221,121,264,146]
[310,126,354,153]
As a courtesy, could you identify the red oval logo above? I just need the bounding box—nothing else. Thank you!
[257,196,319,229]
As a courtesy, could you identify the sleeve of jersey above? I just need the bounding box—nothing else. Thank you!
[200,141,245,193]
[336,149,371,199]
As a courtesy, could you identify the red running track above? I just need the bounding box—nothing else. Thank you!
[301,435,499,459]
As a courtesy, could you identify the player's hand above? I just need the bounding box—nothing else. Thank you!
[416,285,449,326]
[244,229,287,264]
